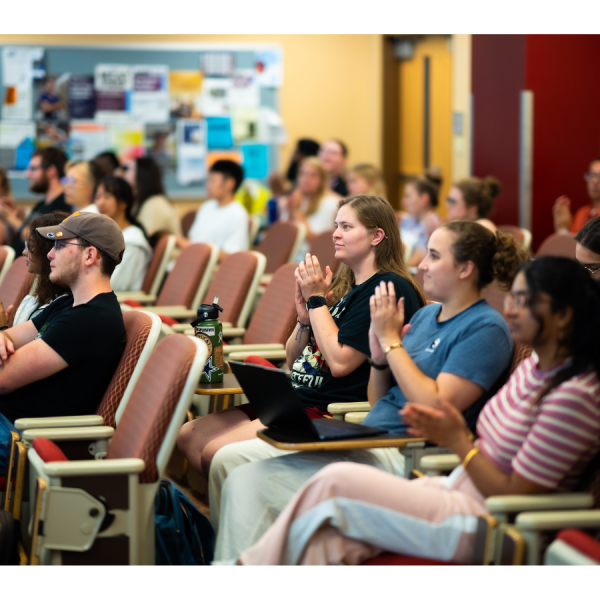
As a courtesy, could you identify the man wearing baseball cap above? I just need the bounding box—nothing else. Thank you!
[0,212,126,473]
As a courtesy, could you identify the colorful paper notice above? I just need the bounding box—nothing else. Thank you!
[206,116,233,149]
[176,119,207,185]
[169,71,203,119]
[241,143,269,179]
[131,65,169,123]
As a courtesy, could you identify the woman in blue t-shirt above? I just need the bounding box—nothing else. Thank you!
[210,220,530,563]
[177,194,425,478]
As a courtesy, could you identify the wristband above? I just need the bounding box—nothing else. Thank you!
[295,318,311,341]
[367,357,389,370]
[384,341,403,355]
[0,326,8,331]
[462,447,479,470]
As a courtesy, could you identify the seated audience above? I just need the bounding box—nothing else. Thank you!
[278,157,341,258]
[3,148,69,256]
[230,256,600,565]
[0,212,70,328]
[0,212,126,474]
[92,151,122,178]
[554,157,600,234]
[575,216,600,280]
[63,160,101,214]
[269,138,320,196]
[95,176,152,292]
[125,156,181,241]
[318,139,349,197]
[399,176,442,266]
[177,194,425,480]
[0,166,12,199]
[177,160,248,262]
[346,164,387,198]
[209,221,528,561]
[445,177,500,233]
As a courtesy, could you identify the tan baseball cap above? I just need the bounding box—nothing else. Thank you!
[36,211,126,264]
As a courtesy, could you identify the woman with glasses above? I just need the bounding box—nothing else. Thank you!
[554,158,600,235]
[0,212,70,328]
[62,161,102,214]
[229,256,600,565]
[574,216,600,280]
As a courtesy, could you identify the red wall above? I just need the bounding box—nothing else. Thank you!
[472,35,525,227]
[471,35,600,250]
[525,35,600,248]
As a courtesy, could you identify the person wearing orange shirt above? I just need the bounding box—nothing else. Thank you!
[553,157,600,234]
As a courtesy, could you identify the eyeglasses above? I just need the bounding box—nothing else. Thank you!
[60,176,77,186]
[53,240,87,251]
[574,257,600,275]
[504,291,531,312]
[27,165,43,172]
[584,172,600,182]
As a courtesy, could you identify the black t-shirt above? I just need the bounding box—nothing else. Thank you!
[12,192,70,256]
[292,272,422,412]
[0,292,126,423]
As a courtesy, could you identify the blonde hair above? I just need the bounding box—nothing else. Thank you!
[348,164,387,198]
[327,194,426,306]
[297,157,329,218]
[65,160,96,187]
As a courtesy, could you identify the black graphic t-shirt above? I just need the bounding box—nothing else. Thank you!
[291,272,422,412]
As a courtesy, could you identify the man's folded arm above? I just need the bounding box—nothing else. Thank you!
[0,338,68,394]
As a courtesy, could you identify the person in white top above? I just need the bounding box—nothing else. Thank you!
[278,157,341,259]
[94,176,152,292]
[125,157,181,240]
[0,211,70,328]
[62,160,100,215]
[178,160,248,263]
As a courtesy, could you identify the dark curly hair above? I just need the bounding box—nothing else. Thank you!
[27,212,71,306]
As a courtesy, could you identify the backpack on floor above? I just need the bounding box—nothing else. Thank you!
[0,509,20,565]
[155,478,215,565]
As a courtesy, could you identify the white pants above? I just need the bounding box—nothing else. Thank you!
[209,437,406,562]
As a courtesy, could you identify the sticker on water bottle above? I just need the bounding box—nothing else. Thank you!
[197,326,215,336]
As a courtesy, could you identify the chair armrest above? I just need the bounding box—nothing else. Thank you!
[140,305,195,320]
[260,274,273,285]
[328,402,372,416]
[15,415,104,431]
[43,458,146,478]
[228,349,287,362]
[345,412,368,425]
[486,493,594,514]
[419,453,460,474]
[22,426,115,443]
[223,343,284,355]
[222,328,247,338]
[116,292,156,304]
[515,510,600,530]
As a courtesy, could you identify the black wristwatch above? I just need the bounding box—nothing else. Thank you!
[305,295,327,311]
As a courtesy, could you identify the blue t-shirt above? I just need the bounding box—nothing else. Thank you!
[363,299,513,434]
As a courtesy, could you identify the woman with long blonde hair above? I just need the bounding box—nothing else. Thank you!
[278,157,341,256]
[177,194,425,479]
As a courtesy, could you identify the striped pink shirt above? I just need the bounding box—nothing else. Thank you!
[476,355,600,491]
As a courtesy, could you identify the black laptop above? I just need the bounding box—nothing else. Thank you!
[229,361,387,443]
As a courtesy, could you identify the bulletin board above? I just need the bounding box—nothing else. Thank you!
[0,44,286,201]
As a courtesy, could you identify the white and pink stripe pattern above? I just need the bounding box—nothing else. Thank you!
[477,355,600,490]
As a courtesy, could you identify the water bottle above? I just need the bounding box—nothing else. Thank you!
[191,297,224,383]
[267,197,278,224]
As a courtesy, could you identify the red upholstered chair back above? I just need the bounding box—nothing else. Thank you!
[95,311,155,429]
[244,262,298,346]
[536,233,577,258]
[141,234,169,295]
[180,209,197,237]
[255,221,301,274]
[202,251,259,326]
[156,243,212,308]
[0,246,9,275]
[309,229,339,274]
[106,335,197,484]
[1,257,35,327]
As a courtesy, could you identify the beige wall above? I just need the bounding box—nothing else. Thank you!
[0,34,384,173]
